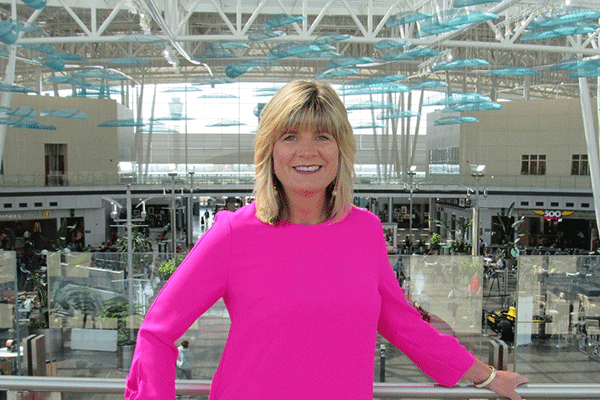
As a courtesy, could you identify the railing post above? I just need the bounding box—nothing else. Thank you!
[7,391,33,400]
[488,339,508,371]
[380,343,386,382]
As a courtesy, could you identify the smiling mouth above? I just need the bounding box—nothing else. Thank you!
[294,165,321,172]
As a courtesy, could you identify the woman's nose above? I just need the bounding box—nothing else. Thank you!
[297,138,317,156]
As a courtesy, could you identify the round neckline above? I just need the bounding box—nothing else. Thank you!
[281,205,355,227]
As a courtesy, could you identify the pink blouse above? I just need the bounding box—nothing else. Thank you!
[125,203,475,399]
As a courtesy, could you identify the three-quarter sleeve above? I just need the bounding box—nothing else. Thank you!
[374,225,475,387]
[125,211,233,400]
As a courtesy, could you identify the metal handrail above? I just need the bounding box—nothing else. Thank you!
[2,377,600,398]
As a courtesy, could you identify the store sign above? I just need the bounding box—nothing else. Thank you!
[534,210,574,224]
[0,213,22,220]
[43,210,51,217]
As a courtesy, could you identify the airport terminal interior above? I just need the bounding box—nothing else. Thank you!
[2,0,600,398]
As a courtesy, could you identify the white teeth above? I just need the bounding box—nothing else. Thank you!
[294,166,320,172]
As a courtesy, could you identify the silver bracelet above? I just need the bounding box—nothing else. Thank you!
[474,367,497,388]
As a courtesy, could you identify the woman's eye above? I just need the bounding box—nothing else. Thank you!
[282,134,296,141]
[316,134,330,141]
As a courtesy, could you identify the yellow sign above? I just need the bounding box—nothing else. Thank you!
[43,210,51,217]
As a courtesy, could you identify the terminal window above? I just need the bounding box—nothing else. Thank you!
[571,154,589,176]
[521,154,546,175]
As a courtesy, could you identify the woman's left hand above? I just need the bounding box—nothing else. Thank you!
[485,369,529,400]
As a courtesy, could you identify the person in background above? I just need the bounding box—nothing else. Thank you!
[176,340,194,380]
[125,80,528,400]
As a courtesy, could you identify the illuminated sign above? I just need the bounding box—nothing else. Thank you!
[533,210,574,224]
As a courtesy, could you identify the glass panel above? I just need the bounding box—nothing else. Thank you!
[516,255,600,383]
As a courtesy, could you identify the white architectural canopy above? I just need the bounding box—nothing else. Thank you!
[0,0,598,100]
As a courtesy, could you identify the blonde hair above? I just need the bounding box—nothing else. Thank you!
[254,80,356,225]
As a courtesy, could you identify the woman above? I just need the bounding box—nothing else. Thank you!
[125,80,528,400]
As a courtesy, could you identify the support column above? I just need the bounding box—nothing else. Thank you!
[578,78,600,237]
[0,46,17,169]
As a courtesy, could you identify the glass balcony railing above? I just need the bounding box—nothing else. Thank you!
[2,251,600,399]
[0,170,592,189]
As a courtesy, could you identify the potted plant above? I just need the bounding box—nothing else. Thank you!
[430,233,442,254]
[100,297,136,371]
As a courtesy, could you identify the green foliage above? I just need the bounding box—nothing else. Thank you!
[430,232,442,251]
[100,299,130,345]
[459,257,482,278]
[158,256,185,280]
[451,239,469,254]
[493,202,526,259]
[431,216,472,242]
[31,273,49,329]
[116,229,153,253]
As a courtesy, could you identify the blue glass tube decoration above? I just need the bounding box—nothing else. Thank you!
[192,77,235,86]
[325,55,376,70]
[314,32,352,44]
[40,109,88,119]
[264,14,306,30]
[424,93,492,107]
[21,0,47,9]
[34,56,65,71]
[382,46,442,62]
[375,39,411,50]
[8,106,36,118]
[485,67,541,76]
[162,86,203,93]
[377,110,421,119]
[441,11,499,27]
[408,80,448,90]
[269,42,322,60]
[45,75,91,87]
[0,82,37,94]
[18,42,56,54]
[315,68,359,79]
[569,68,600,79]
[253,103,267,117]
[0,21,19,45]
[346,101,397,111]
[254,86,283,94]
[206,120,246,127]
[521,25,598,41]
[434,116,478,126]
[13,19,44,35]
[11,118,56,130]
[98,119,146,127]
[528,6,600,31]
[72,68,130,81]
[386,11,433,28]
[431,58,489,72]
[248,29,285,41]
[342,83,410,96]
[298,50,340,59]
[441,102,503,112]
[224,59,280,79]
[198,93,238,99]
[119,35,168,45]
[341,74,406,89]
[109,56,151,66]
[208,41,249,49]
[549,58,583,71]
[453,0,499,8]
[55,53,88,63]
[352,123,386,130]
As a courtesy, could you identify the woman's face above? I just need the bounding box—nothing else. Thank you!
[272,128,339,200]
